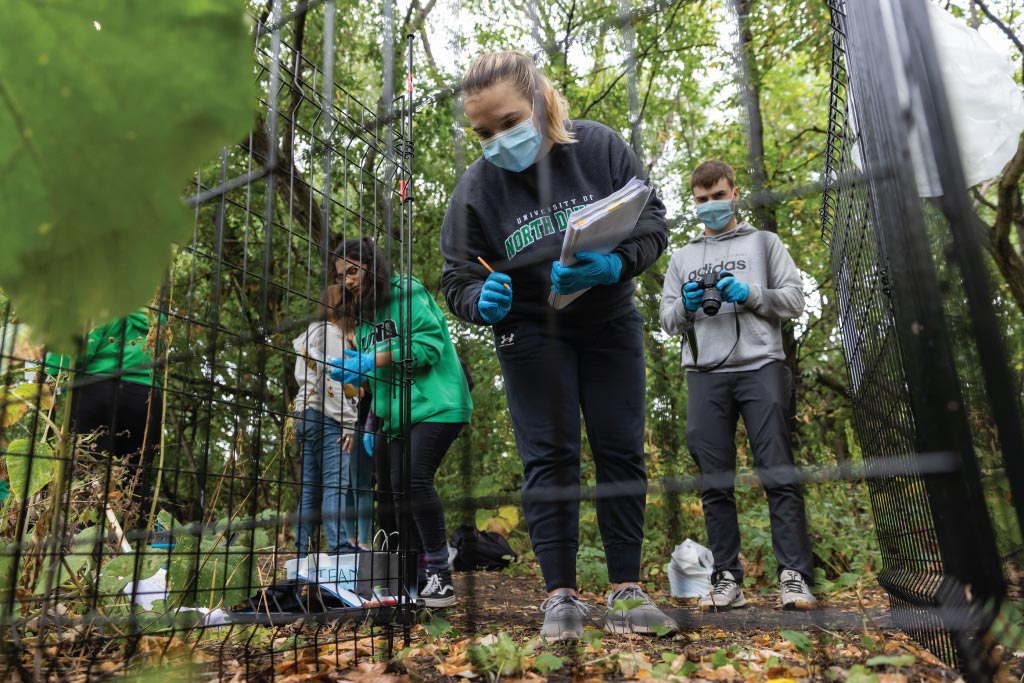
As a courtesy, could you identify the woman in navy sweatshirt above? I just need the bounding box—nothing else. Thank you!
[440,50,675,640]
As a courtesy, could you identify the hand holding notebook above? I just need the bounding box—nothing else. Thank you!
[548,177,652,310]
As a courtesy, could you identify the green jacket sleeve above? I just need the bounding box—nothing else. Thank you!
[393,280,446,369]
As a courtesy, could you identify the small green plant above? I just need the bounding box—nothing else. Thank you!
[610,597,644,613]
[423,616,454,640]
[576,545,609,591]
[580,629,603,649]
[533,652,564,674]
[860,633,883,652]
[847,663,880,683]
[865,654,915,669]
[467,632,533,681]
[781,629,813,655]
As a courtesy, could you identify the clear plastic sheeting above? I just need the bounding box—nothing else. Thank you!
[851,2,1024,197]
[924,2,1024,195]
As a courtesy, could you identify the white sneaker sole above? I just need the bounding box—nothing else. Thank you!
[699,595,747,612]
[782,598,816,610]
[603,620,678,635]
[422,594,457,608]
[542,629,582,642]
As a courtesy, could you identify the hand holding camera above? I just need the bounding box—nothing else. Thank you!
[716,274,749,304]
[683,270,738,316]
[682,281,704,313]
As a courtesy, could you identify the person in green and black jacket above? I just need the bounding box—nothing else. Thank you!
[45,310,164,525]
[327,237,472,609]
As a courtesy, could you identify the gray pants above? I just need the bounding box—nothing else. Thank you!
[685,361,814,584]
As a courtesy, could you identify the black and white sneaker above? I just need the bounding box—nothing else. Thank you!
[780,569,817,610]
[698,571,746,612]
[420,568,456,608]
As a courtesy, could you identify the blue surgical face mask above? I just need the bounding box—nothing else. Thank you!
[696,199,735,231]
[480,115,542,173]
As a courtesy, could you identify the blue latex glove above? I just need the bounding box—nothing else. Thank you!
[477,272,513,324]
[362,431,375,458]
[682,281,703,312]
[550,251,623,295]
[328,348,376,385]
[716,275,750,304]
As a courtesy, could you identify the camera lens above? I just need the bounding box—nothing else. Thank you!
[702,288,722,316]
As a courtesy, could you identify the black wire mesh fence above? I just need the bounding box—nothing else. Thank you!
[4,0,1024,680]
[0,6,417,680]
[822,0,1024,680]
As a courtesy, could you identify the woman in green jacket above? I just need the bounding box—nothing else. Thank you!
[328,237,472,608]
[45,310,164,526]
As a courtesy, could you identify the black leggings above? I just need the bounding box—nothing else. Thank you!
[69,378,163,527]
[387,421,463,568]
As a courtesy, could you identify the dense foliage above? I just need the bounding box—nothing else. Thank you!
[1,0,1023,616]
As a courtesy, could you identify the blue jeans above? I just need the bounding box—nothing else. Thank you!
[345,426,375,546]
[295,408,349,555]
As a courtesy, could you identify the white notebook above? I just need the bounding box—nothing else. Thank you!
[548,177,652,310]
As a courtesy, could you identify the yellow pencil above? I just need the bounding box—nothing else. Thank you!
[477,256,511,289]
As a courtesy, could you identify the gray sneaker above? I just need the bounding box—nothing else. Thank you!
[603,585,678,635]
[698,571,746,612]
[780,569,817,610]
[539,589,592,641]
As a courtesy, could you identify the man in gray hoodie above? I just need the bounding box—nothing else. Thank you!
[660,160,815,612]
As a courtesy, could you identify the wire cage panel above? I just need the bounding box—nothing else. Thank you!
[0,12,416,680]
[822,0,1024,679]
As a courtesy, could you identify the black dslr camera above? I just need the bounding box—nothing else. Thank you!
[688,270,732,316]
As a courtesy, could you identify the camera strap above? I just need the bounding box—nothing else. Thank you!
[684,228,770,373]
[686,305,741,373]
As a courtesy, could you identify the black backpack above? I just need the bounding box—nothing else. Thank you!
[451,525,516,571]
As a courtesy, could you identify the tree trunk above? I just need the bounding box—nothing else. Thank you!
[737,1,800,435]
[991,135,1024,318]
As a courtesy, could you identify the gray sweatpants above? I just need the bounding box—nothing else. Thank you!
[685,361,814,584]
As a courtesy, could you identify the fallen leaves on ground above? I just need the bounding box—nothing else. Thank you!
[175,570,1015,682]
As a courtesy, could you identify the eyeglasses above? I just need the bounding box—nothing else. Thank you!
[335,263,363,283]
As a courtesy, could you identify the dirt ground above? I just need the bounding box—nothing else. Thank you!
[27,571,1019,682]
[236,571,1015,683]
[385,571,960,683]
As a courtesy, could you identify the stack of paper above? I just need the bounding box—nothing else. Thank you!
[549,176,652,310]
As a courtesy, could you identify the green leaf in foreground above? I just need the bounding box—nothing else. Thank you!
[423,616,452,639]
[865,654,916,668]
[5,438,54,502]
[0,1,255,351]
[781,628,813,655]
[533,652,563,673]
[847,663,880,683]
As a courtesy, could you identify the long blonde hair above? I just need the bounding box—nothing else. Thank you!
[462,51,576,146]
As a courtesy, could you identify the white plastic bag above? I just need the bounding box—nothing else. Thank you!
[925,2,1024,194]
[122,567,232,625]
[666,538,714,598]
[853,2,1024,196]
[124,567,168,611]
